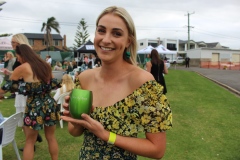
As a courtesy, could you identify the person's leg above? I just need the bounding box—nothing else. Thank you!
[44,125,58,160]
[23,126,38,160]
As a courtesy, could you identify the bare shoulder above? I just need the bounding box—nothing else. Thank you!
[14,63,31,72]
[129,66,154,87]
[79,68,97,77]
[11,63,32,80]
[79,68,98,83]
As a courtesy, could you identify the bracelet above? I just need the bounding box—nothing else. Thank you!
[108,132,116,144]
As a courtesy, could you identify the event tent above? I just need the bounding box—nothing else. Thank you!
[0,37,13,50]
[137,45,154,54]
[155,44,177,55]
[75,40,96,56]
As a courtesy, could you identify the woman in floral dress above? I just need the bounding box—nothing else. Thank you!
[0,44,60,160]
[61,6,172,160]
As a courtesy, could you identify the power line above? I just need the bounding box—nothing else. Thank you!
[1,15,239,42]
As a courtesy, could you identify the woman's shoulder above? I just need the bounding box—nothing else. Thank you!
[129,66,154,87]
[14,63,30,71]
[79,68,97,80]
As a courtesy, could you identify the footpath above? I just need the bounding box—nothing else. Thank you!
[171,65,240,96]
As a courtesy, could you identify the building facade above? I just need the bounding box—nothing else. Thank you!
[23,33,67,52]
[137,38,240,70]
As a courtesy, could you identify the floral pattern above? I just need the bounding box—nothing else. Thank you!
[74,77,81,89]
[79,80,172,160]
[1,79,61,130]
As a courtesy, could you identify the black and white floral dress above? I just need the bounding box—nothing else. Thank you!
[1,79,61,130]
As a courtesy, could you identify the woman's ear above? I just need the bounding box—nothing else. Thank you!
[126,37,131,48]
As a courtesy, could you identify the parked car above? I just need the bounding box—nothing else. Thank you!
[167,57,184,64]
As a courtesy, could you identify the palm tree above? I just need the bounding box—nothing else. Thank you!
[41,17,60,52]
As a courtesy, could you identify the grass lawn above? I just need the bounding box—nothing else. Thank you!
[1,69,240,160]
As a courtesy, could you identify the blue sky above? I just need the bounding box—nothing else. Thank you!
[0,0,240,49]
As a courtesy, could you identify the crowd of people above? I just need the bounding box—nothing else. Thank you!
[0,6,172,160]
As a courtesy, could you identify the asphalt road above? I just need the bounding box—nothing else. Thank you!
[172,66,240,96]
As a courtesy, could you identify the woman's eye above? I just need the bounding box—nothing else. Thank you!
[97,28,105,33]
[113,31,122,37]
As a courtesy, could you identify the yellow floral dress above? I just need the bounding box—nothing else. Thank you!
[79,80,172,160]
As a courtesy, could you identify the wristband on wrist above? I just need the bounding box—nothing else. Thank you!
[108,132,116,144]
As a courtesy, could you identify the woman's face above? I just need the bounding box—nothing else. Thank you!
[11,37,19,50]
[16,54,23,64]
[94,13,130,63]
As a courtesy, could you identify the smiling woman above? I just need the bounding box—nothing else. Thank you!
[61,6,172,160]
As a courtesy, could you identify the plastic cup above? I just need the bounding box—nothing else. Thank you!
[69,89,92,119]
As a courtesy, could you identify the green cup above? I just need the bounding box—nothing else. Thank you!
[69,89,92,119]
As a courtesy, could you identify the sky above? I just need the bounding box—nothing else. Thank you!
[0,0,240,49]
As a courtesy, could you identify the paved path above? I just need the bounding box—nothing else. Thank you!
[172,66,240,96]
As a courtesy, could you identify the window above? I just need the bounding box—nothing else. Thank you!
[148,43,158,47]
[53,40,59,46]
[28,39,34,46]
[42,40,47,46]
[167,43,176,50]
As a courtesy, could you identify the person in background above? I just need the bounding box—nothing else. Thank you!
[146,49,168,94]
[2,33,43,151]
[74,71,81,89]
[88,54,95,68]
[4,51,16,81]
[2,53,8,67]
[95,60,102,67]
[46,55,52,66]
[185,56,190,68]
[62,61,67,71]
[84,55,89,64]
[61,6,172,160]
[0,44,60,160]
[53,61,63,71]
[143,54,151,68]
[53,74,74,101]
[65,61,73,74]
[71,60,78,69]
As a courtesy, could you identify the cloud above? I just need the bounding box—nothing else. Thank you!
[0,0,239,49]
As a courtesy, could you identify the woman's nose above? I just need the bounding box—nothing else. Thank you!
[102,33,111,44]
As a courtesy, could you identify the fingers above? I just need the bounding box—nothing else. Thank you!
[62,102,69,111]
[61,115,88,128]
[65,95,70,103]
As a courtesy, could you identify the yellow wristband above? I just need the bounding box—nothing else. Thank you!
[108,132,116,144]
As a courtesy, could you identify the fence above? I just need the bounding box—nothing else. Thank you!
[200,61,240,70]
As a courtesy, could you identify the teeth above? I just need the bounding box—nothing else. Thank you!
[101,47,112,51]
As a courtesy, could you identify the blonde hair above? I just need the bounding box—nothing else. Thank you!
[96,6,137,65]
[7,51,14,57]
[56,61,62,67]
[60,74,75,94]
[12,33,32,48]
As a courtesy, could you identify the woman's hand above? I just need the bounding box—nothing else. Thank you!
[1,68,10,75]
[61,95,71,117]
[61,96,108,140]
[62,113,108,141]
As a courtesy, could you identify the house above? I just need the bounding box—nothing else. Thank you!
[23,33,67,52]
[137,38,240,70]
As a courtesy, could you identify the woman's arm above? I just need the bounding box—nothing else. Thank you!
[163,63,168,74]
[146,62,152,72]
[64,113,167,159]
